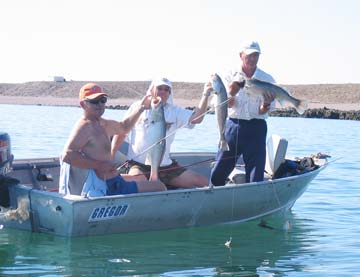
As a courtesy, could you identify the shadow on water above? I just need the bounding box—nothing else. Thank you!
[0,212,316,276]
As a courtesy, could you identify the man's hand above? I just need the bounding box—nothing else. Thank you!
[140,95,153,110]
[259,91,276,114]
[228,72,245,97]
[229,81,243,97]
[95,160,119,179]
[203,82,213,97]
[263,91,276,106]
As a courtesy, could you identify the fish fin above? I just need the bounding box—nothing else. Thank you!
[294,99,308,115]
[219,140,230,151]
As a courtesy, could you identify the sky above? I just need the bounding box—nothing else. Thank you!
[1,0,359,85]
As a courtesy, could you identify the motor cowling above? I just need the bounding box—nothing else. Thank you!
[0,132,13,176]
[0,132,17,207]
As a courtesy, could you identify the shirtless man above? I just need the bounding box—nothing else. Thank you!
[59,83,166,197]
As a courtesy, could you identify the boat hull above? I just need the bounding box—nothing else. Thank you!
[2,162,322,236]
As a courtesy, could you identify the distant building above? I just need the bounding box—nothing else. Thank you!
[53,76,66,82]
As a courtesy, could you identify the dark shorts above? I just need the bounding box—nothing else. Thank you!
[127,159,186,185]
[106,175,138,195]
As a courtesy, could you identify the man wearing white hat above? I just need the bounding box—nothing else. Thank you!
[112,77,212,189]
[210,41,276,186]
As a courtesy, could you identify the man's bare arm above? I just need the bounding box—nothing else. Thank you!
[62,121,103,169]
[110,133,127,159]
[106,95,151,136]
[189,83,211,124]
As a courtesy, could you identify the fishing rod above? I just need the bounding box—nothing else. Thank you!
[124,157,215,178]
[121,153,245,180]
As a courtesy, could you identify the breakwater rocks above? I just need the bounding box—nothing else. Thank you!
[107,105,130,110]
[269,107,360,121]
[107,105,360,121]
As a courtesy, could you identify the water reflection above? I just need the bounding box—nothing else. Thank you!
[0,213,314,276]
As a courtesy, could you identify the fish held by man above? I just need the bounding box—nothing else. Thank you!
[145,96,166,181]
[244,78,308,114]
[211,74,230,151]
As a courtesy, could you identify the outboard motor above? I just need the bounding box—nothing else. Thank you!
[0,132,13,176]
[0,132,18,207]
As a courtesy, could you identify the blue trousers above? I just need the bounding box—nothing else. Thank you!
[210,118,267,186]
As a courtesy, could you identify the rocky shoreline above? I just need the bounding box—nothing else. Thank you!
[269,107,360,121]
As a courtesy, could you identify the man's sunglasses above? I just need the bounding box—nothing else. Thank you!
[85,96,107,105]
[157,86,171,92]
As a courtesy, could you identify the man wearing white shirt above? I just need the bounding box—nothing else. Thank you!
[211,41,276,186]
[112,77,212,188]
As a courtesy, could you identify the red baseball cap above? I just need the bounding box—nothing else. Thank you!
[79,83,108,100]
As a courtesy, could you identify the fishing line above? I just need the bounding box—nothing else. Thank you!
[116,96,231,171]
[225,185,236,248]
[322,156,342,165]
[225,125,239,248]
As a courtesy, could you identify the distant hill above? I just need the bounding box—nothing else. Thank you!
[1,81,360,110]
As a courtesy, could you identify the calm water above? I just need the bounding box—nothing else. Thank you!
[1,104,359,276]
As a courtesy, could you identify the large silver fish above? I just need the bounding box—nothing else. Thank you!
[244,78,308,114]
[211,74,230,151]
[145,97,166,181]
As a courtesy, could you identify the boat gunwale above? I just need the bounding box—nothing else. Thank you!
[22,159,327,203]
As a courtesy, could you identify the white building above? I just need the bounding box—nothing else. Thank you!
[53,76,66,82]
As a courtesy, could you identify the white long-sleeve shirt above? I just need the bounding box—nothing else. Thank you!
[224,67,275,120]
[125,102,194,166]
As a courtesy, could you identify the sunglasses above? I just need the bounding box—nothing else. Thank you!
[157,86,170,92]
[85,96,107,105]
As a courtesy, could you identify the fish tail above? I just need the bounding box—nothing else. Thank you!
[294,99,308,115]
[149,168,159,181]
[219,140,230,151]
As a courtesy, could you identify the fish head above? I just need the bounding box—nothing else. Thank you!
[232,72,246,84]
[151,96,164,110]
[243,78,263,95]
[211,74,225,94]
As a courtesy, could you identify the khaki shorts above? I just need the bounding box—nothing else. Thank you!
[127,159,186,185]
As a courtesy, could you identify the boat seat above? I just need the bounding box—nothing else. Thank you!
[228,134,288,183]
[265,134,288,177]
[228,168,246,184]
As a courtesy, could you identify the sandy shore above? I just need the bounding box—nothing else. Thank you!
[0,95,358,111]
